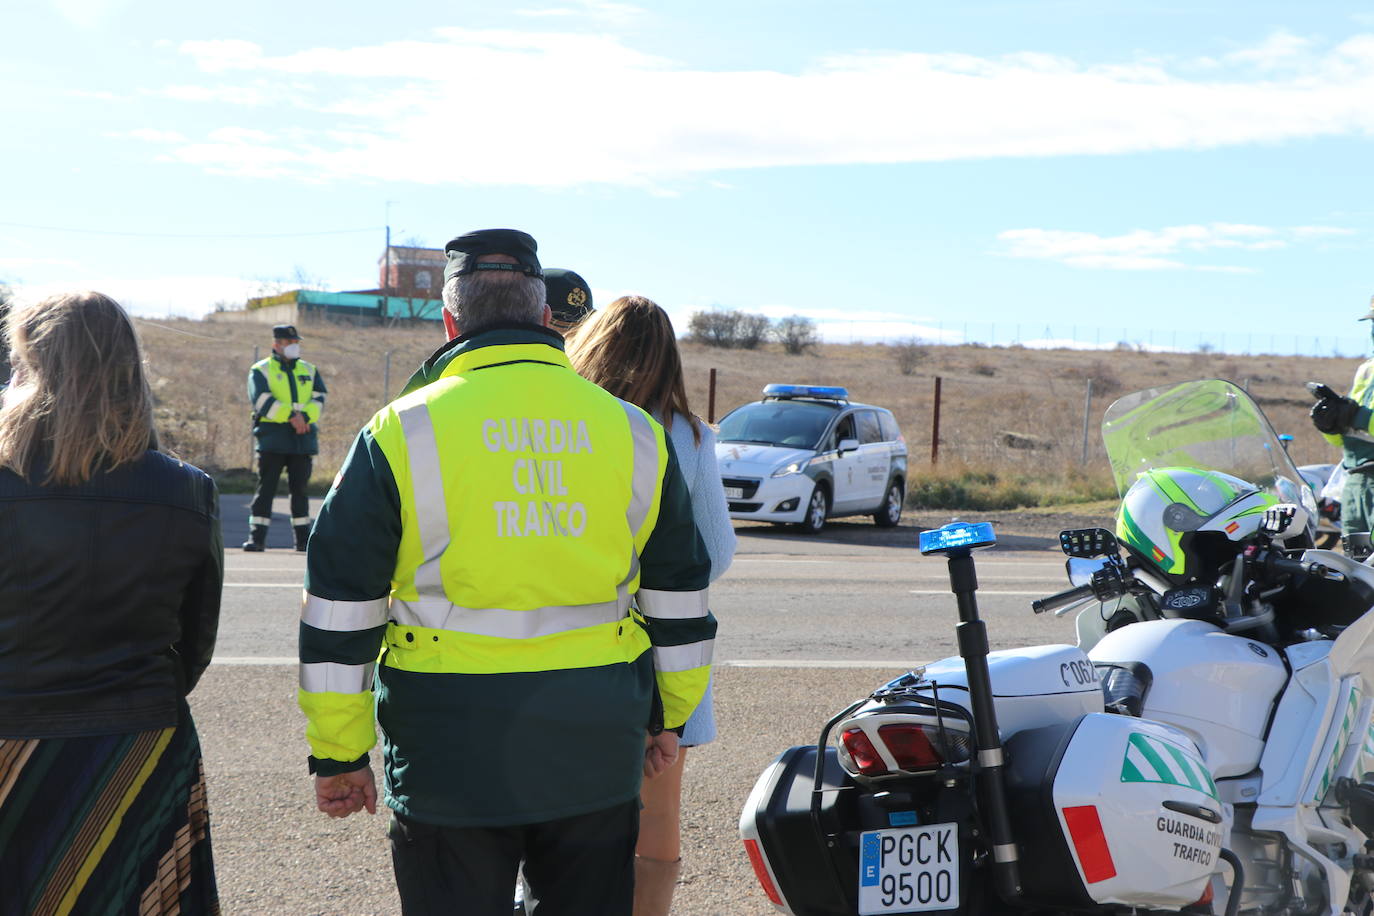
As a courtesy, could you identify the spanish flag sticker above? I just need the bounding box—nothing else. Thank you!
[1226,521,1240,535]
[1152,546,1167,562]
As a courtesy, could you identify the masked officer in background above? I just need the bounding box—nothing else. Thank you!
[244,324,326,551]
[299,229,714,915]
[1310,294,1374,559]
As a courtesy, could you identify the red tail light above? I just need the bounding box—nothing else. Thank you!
[878,723,945,771]
[743,838,783,905]
[841,727,889,776]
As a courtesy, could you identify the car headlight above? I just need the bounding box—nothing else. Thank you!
[772,460,810,478]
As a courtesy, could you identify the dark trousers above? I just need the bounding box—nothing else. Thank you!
[389,800,638,916]
[250,452,312,523]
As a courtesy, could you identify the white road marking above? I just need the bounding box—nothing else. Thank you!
[213,657,297,665]
[719,659,926,669]
[212,656,932,669]
[909,589,1045,596]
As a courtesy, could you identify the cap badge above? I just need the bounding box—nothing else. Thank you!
[567,288,588,308]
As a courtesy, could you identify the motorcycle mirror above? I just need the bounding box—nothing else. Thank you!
[1066,556,1110,587]
[1059,527,1120,559]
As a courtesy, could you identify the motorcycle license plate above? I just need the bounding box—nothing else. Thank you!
[723,486,744,499]
[858,823,958,914]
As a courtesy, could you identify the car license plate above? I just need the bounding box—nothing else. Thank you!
[723,486,744,499]
[858,823,958,914]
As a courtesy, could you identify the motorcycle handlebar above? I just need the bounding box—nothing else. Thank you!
[1031,583,1097,615]
[1267,552,1345,582]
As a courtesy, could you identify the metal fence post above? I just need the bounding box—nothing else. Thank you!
[383,351,392,403]
[931,376,942,466]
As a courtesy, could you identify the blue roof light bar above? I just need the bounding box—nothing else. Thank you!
[762,384,849,401]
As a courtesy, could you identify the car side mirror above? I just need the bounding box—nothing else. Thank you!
[837,438,859,454]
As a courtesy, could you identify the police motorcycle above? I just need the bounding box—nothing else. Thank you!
[740,379,1374,916]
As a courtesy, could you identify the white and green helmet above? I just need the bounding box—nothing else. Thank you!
[1116,466,1276,582]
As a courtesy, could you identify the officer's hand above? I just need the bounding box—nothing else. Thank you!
[643,731,679,779]
[315,766,377,818]
[1311,396,1359,435]
[290,413,310,435]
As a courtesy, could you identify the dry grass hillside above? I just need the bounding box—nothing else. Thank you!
[136,315,1360,507]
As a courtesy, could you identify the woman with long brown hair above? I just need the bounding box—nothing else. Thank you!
[568,295,735,916]
[0,292,222,914]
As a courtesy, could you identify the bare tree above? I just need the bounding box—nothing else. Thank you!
[772,315,820,355]
[891,337,929,376]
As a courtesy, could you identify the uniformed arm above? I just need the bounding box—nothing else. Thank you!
[299,424,402,776]
[175,480,223,695]
[302,368,326,425]
[248,365,293,423]
[636,440,716,730]
[692,422,737,584]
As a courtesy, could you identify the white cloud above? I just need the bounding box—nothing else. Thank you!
[120,128,188,143]
[515,0,644,21]
[1222,31,1314,70]
[50,0,128,28]
[996,223,1340,272]
[9,274,276,319]
[116,28,1374,187]
[1292,225,1359,237]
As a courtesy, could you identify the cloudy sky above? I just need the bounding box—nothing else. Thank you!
[3,0,1373,352]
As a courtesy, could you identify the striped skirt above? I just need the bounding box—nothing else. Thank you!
[0,707,219,916]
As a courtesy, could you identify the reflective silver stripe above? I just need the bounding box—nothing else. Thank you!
[299,661,375,693]
[638,588,708,620]
[301,594,388,632]
[397,401,450,598]
[619,402,659,538]
[992,844,1019,864]
[653,638,714,673]
[249,516,272,526]
[391,597,628,638]
[254,392,273,412]
[312,392,326,402]
[291,516,312,526]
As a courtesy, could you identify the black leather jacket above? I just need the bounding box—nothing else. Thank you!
[0,450,222,738]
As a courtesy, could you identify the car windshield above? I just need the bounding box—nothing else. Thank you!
[717,400,838,449]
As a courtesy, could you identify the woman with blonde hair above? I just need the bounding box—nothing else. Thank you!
[568,295,735,916]
[0,292,222,914]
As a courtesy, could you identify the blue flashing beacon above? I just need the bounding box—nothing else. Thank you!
[918,521,998,556]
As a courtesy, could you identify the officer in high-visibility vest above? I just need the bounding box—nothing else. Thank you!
[1311,294,1374,559]
[245,325,326,551]
[298,229,714,915]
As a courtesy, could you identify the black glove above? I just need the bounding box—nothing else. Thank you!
[1311,395,1360,434]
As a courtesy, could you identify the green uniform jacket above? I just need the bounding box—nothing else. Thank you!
[299,325,714,828]
[248,354,326,455]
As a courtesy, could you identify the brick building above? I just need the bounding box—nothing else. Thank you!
[379,245,446,299]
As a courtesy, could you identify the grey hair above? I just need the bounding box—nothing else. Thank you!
[442,270,546,334]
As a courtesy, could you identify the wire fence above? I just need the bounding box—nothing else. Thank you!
[808,319,1366,359]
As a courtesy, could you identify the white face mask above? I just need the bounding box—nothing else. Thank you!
[282,343,301,359]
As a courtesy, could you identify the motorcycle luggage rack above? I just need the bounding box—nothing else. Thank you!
[807,681,975,905]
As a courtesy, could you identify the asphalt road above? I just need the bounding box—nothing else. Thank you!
[202,494,1082,913]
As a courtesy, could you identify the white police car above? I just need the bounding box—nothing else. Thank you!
[715,384,908,534]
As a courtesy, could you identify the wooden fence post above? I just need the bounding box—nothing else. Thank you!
[708,368,717,424]
[931,376,942,466]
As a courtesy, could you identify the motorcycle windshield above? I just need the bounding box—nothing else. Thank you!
[1102,379,1317,520]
